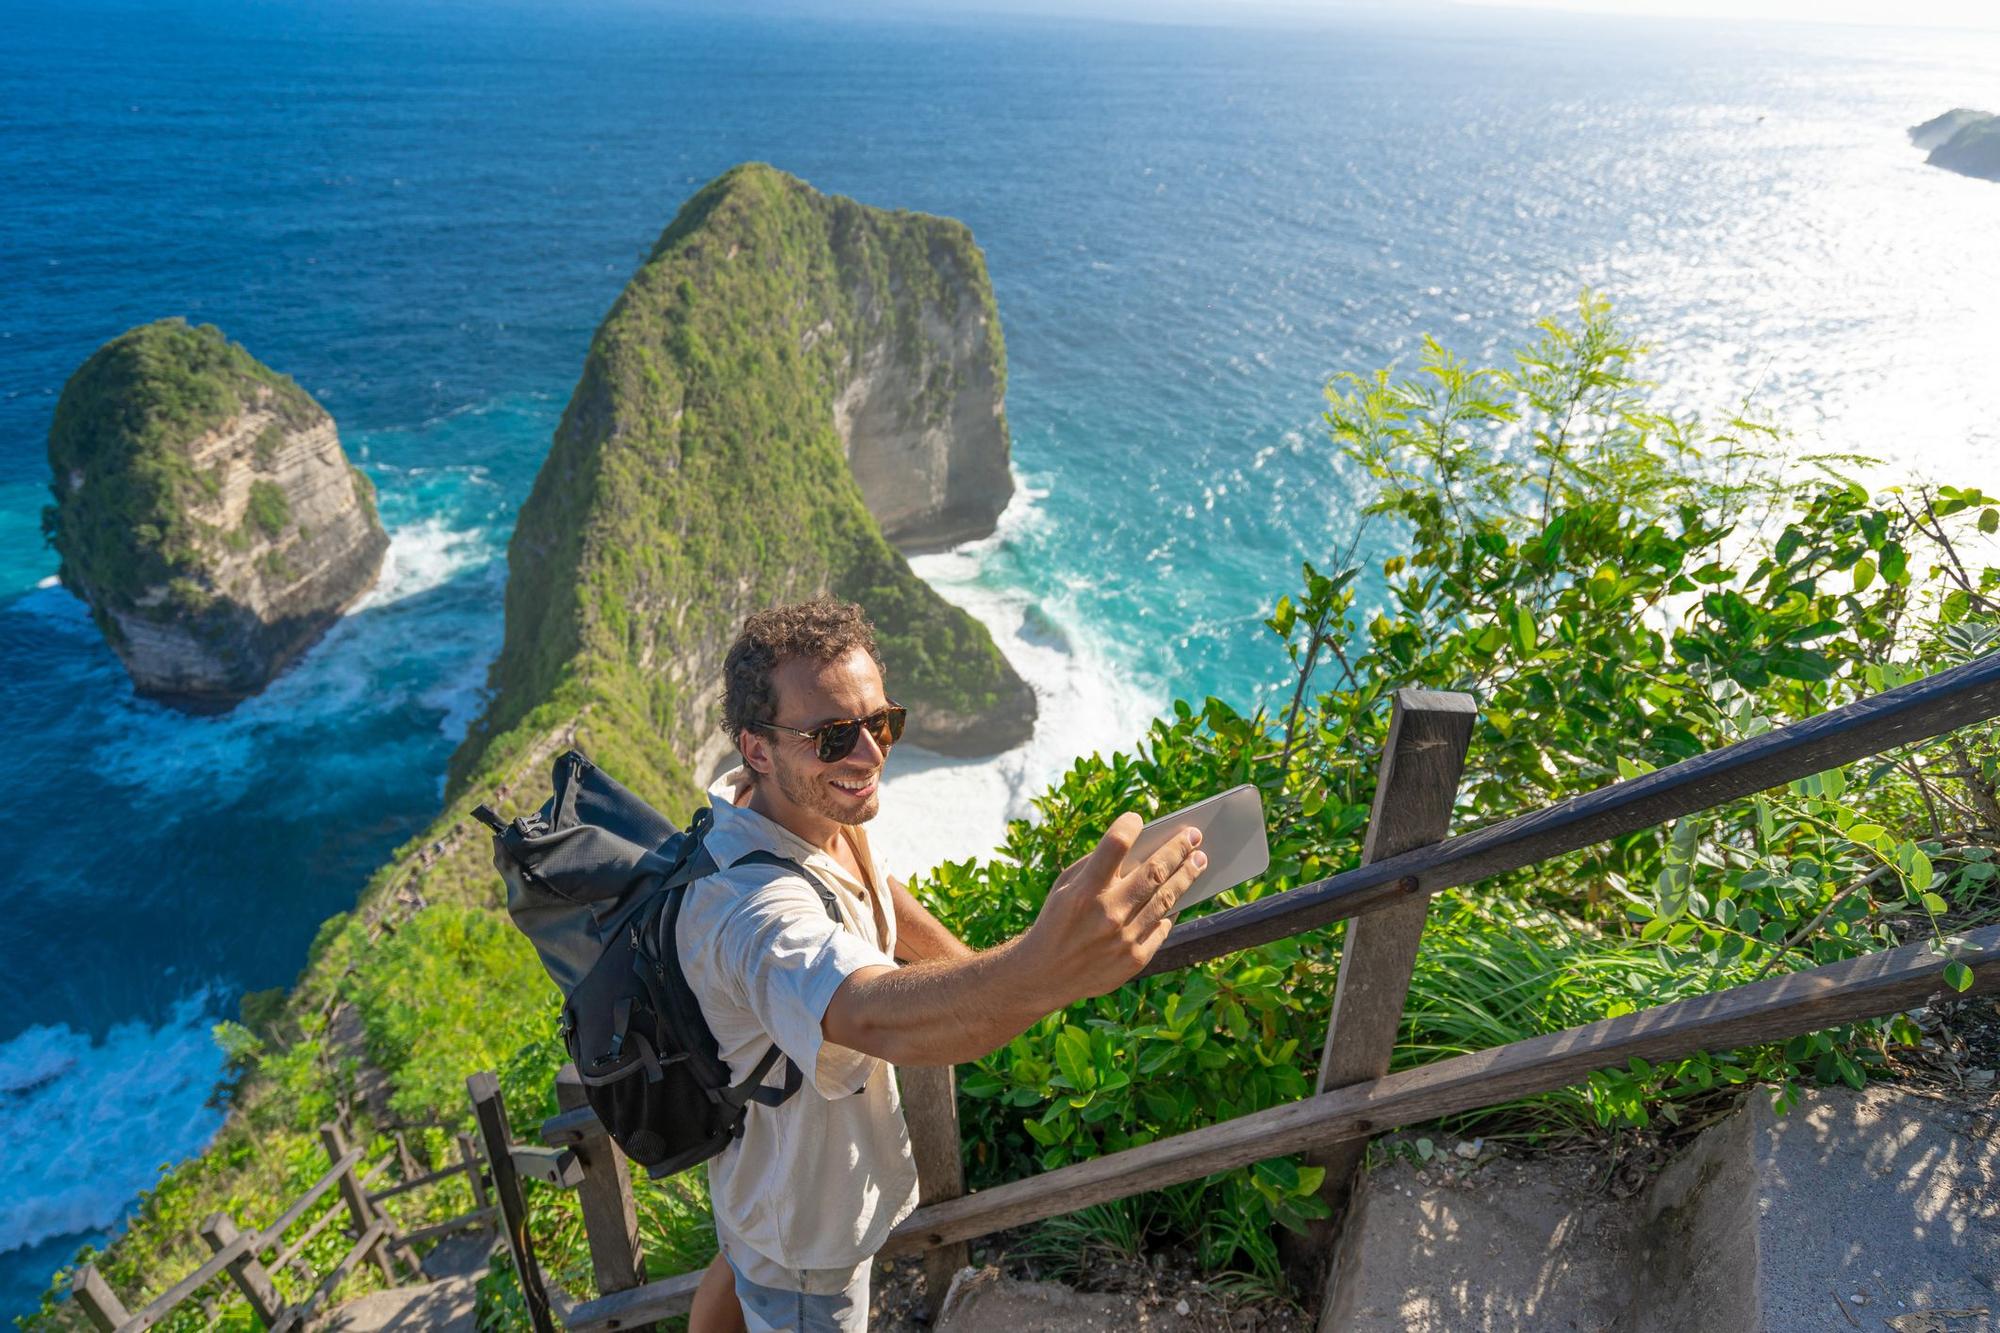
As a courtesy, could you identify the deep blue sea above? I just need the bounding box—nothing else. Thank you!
[3,0,1998,1314]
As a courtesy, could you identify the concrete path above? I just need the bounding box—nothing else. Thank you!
[1327,1084,1998,1332]
[313,1274,479,1332]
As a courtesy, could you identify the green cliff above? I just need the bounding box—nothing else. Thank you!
[451,162,1035,814]
[44,319,388,709]
[1910,107,2000,182]
[27,171,1038,1326]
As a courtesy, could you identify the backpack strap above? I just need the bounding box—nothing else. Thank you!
[712,848,847,1111]
[728,849,844,925]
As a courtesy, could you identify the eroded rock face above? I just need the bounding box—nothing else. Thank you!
[834,291,1012,553]
[456,164,1035,809]
[45,320,388,710]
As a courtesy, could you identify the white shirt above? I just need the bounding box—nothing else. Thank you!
[676,767,921,1273]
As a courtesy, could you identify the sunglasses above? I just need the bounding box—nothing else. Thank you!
[753,702,906,764]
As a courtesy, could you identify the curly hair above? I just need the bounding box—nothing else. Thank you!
[720,598,885,771]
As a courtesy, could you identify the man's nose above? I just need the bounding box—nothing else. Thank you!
[850,723,887,767]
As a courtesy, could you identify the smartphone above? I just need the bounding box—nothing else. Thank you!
[1124,784,1271,914]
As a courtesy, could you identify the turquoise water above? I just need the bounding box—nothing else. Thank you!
[4,0,1999,1312]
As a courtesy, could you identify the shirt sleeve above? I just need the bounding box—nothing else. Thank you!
[713,871,897,1098]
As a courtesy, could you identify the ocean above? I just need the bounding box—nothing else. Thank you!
[2,0,1997,1314]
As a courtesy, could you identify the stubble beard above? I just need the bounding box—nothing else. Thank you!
[772,750,882,827]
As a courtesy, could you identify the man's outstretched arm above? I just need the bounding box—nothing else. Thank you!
[822,816,1205,1067]
[888,874,975,964]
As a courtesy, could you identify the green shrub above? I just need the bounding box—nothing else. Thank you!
[246,480,289,538]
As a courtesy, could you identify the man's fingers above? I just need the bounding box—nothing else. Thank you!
[1071,811,1143,895]
[1114,826,1202,921]
[1128,843,1207,937]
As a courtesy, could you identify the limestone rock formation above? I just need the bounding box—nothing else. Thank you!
[1910,108,2000,181]
[44,319,388,710]
[453,163,1035,811]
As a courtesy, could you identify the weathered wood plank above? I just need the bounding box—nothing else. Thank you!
[898,1064,971,1318]
[541,1104,599,1146]
[883,926,1998,1256]
[399,1207,498,1249]
[367,1157,475,1203]
[564,1270,705,1333]
[111,1233,249,1333]
[469,1070,558,1333]
[200,1215,282,1326]
[510,1144,585,1189]
[69,1266,129,1333]
[565,927,1997,1329]
[459,1132,492,1224]
[270,1197,348,1274]
[556,1064,647,1307]
[321,1123,398,1285]
[1143,649,2000,976]
[1281,690,1472,1303]
[249,1146,364,1252]
[281,1219,387,1331]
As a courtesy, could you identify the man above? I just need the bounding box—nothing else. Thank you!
[679,598,1206,1332]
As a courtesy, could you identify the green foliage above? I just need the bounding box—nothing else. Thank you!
[252,423,284,470]
[346,906,554,1122]
[43,319,323,620]
[911,294,1999,1284]
[245,480,290,539]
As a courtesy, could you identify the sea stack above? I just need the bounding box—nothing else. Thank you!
[1910,108,2000,182]
[44,319,389,710]
[453,163,1035,806]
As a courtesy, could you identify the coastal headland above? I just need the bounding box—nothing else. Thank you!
[28,164,1034,1322]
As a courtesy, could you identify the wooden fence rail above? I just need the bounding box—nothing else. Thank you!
[73,652,1997,1333]
[533,650,2000,1333]
[1144,647,2000,976]
[71,1103,497,1333]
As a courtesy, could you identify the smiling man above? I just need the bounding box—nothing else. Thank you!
[678,598,1206,1333]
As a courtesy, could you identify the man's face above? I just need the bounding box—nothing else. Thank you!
[744,646,892,827]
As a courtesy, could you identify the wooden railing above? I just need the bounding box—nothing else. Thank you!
[70,1110,496,1332]
[109,654,1989,1332]
[473,650,2000,1332]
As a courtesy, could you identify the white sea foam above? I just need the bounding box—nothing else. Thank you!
[868,487,1168,881]
[354,516,492,610]
[87,513,504,809]
[0,994,225,1255]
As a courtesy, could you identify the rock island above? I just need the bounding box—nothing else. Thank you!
[44,319,388,710]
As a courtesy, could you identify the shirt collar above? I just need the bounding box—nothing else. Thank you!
[706,765,837,870]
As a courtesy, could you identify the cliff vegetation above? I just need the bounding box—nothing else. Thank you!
[451,162,1033,822]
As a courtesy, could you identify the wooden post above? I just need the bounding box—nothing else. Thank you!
[897,1064,970,1318]
[200,1214,283,1326]
[459,1131,493,1228]
[555,1065,647,1315]
[68,1266,129,1332]
[469,1070,557,1333]
[1279,688,1474,1320]
[322,1122,399,1286]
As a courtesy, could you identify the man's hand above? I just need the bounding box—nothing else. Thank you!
[1017,814,1206,1004]
[819,814,1206,1068]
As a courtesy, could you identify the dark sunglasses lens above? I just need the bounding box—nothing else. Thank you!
[816,720,862,763]
[878,706,906,747]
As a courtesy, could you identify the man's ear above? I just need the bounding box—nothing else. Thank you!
[738,727,773,779]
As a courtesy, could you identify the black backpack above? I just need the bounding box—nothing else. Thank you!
[474,749,840,1177]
